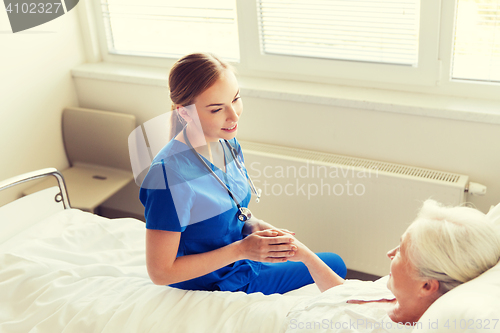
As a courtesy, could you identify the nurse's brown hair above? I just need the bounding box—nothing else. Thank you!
[169,53,233,140]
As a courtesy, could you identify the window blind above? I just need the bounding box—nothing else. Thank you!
[100,0,240,61]
[452,0,500,83]
[257,0,420,66]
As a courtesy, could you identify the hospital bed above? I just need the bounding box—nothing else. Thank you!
[1,169,499,333]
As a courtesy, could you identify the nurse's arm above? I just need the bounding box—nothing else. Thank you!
[146,228,297,286]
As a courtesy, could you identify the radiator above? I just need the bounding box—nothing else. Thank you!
[239,141,470,277]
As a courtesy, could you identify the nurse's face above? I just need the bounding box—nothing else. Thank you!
[187,69,242,143]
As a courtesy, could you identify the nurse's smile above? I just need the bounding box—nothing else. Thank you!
[222,123,238,132]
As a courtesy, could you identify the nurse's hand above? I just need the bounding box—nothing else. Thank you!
[236,229,298,263]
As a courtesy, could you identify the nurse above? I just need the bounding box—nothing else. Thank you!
[140,53,346,295]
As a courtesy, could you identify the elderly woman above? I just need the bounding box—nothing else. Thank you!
[289,199,500,325]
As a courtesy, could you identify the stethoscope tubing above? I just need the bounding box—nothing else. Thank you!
[182,126,260,208]
[222,140,261,203]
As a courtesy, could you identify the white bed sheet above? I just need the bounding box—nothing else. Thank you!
[3,173,499,333]
[0,209,317,333]
[282,277,400,333]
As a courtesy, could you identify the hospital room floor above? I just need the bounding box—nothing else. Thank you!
[345,270,381,281]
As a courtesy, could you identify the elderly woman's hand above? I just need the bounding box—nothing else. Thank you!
[286,235,315,264]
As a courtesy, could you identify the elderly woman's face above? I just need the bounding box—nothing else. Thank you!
[386,232,424,322]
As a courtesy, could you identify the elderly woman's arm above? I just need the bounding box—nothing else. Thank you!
[288,237,344,292]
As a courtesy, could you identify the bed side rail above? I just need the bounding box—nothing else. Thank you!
[0,168,71,209]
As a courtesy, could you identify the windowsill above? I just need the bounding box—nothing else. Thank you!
[72,62,500,125]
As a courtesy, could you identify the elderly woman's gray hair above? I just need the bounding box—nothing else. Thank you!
[405,199,500,295]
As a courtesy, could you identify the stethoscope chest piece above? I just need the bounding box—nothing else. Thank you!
[237,207,252,221]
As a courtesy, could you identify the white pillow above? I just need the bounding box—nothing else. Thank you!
[415,202,500,333]
[415,261,500,333]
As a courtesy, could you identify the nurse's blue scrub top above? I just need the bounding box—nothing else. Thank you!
[139,137,261,291]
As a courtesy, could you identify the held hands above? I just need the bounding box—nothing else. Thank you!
[239,219,344,292]
[238,217,316,263]
[237,229,297,263]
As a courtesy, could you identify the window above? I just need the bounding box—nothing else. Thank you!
[95,0,438,85]
[452,0,500,83]
[100,0,240,61]
[90,0,500,99]
[257,0,420,66]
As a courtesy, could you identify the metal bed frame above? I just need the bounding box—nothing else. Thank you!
[0,168,71,209]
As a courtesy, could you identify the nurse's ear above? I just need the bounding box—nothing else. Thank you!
[176,105,193,124]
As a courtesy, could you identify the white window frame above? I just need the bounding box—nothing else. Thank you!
[430,0,500,101]
[83,0,500,101]
[237,0,441,86]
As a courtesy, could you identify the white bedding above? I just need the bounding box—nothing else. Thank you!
[3,173,500,333]
[282,278,401,333]
[0,209,317,333]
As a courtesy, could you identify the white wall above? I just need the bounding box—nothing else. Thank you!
[3,5,494,217]
[73,77,500,216]
[72,78,170,215]
[0,8,86,206]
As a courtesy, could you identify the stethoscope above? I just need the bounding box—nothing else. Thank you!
[182,126,261,222]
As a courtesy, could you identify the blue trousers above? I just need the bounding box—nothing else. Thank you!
[237,252,346,295]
